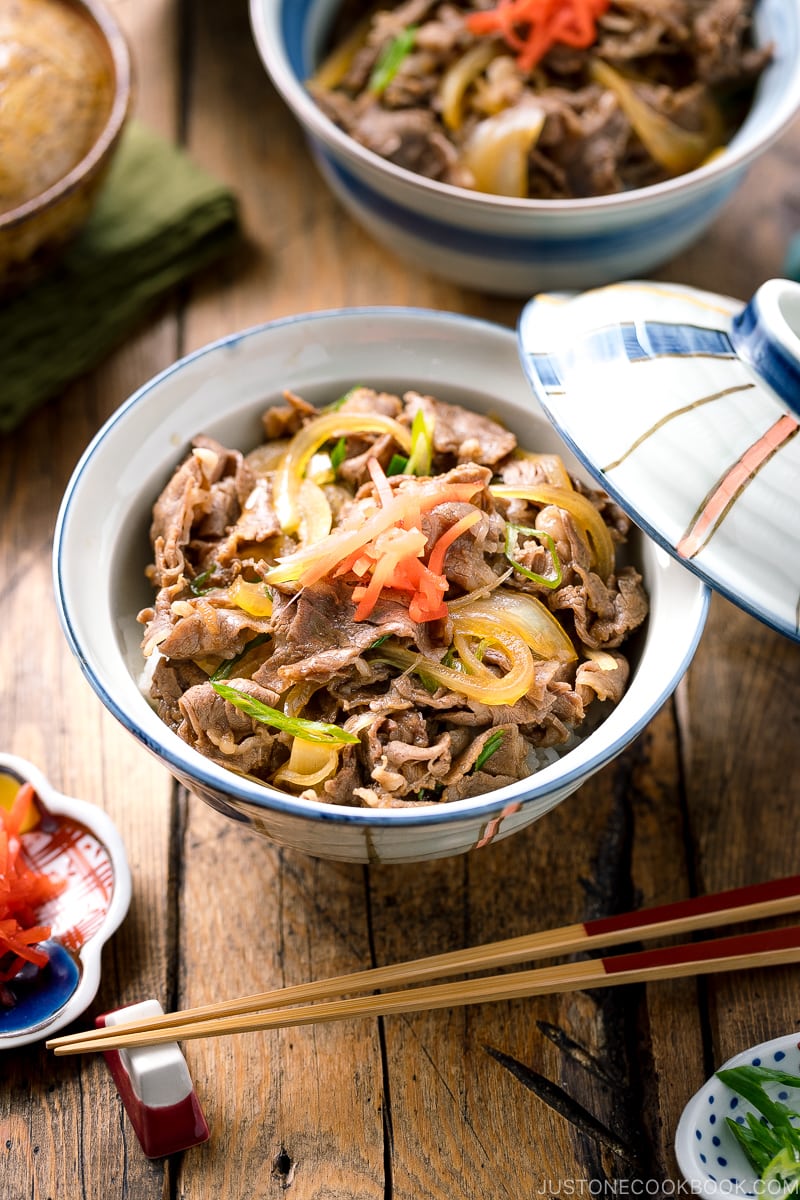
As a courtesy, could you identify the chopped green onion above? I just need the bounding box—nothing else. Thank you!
[369,26,417,95]
[387,453,409,476]
[370,634,392,648]
[405,407,433,476]
[330,436,347,472]
[212,681,360,745]
[474,730,504,771]
[189,566,214,596]
[209,634,270,682]
[716,1066,800,1187]
[504,524,562,589]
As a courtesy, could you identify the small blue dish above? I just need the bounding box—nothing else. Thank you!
[675,1032,800,1197]
[0,753,131,1050]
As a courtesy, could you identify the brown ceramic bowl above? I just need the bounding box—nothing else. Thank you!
[0,0,133,293]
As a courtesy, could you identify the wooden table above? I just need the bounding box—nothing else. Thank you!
[3,3,800,1196]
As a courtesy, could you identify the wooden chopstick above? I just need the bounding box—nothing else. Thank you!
[50,923,800,1055]
[47,875,800,1055]
[47,872,800,1054]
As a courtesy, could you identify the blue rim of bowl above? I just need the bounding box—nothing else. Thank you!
[53,306,710,830]
[249,0,800,218]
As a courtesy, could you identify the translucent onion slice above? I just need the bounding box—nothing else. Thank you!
[297,478,333,545]
[309,16,372,90]
[451,591,577,663]
[590,58,720,176]
[490,482,615,581]
[274,412,412,533]
[273,739,340,789]
[439,40,499,131]
[462,102,546,197]
[264,480,481,587]
[227,578,273,618]
[378,625,535,706]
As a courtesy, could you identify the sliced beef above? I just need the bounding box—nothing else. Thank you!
[551,564,648,648]
[255,581,420,689]
[176,679,286,778]
[404,391,517,466]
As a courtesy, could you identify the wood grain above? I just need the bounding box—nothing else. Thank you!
[2,0,800,1196]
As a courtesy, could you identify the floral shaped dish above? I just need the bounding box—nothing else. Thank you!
[517,278,800,643]
[675,1031,800,1197]
[0,753,131,1049]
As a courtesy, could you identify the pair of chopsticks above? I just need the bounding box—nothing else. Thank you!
[48,874,800,1056]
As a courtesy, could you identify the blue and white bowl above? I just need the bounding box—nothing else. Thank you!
[53,308,707,865]
[250,0,800,296]
[675,1032,800,1197]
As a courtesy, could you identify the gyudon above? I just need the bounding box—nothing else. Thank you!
[138,388,648,807]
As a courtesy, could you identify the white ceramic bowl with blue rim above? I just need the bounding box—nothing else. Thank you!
[517,277,800,643]
[249,0,800,297]
[0,753,131,1049]
[53,307,707,865]
[675,1032,800,1196]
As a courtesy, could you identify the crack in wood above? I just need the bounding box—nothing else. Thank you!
[535,1021,625,1089]
[483,1044,638,1164]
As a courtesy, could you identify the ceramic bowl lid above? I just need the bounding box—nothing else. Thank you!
[517,278,800,643]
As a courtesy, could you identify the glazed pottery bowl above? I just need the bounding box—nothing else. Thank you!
[517,277,800,644]
[0,754,131,1049]
[0,0,133,293]
[675,1031,800,1197]
[249,0,800,296]
[53,307,707,865]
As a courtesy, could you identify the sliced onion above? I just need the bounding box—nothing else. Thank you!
[274,412,412,534]
[309,16,372,90]
[297,478,333,545]
[462,102,546,198]
[227,578,273,618]
[490,483,615,581]
[378,625,535,706]
[438,41,499,131]
[273,739,340,789]
[590,58,720,175]
[264,480,481,587]
[452,590,577,663]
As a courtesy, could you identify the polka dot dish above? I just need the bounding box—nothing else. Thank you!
[675,1032,800,1196]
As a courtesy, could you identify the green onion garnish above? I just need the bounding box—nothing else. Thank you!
[330,436,347,472]
[209,634,270,682]
[716,1065,800,1188]
[504,524,562,588]
[474,730,504,772]
[387,453,409,476]
[369,26,417,95]
[189,566,214,596]
[212,681,360,745]
[405,407,433,476]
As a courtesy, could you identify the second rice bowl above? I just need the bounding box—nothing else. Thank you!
[53,308,708,864]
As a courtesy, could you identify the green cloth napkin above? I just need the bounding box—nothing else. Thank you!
[0,120,240,434]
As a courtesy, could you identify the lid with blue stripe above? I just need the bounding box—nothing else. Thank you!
[517,278,800,643]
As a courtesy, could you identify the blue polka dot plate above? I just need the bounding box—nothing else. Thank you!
[675,1032,800,1196]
